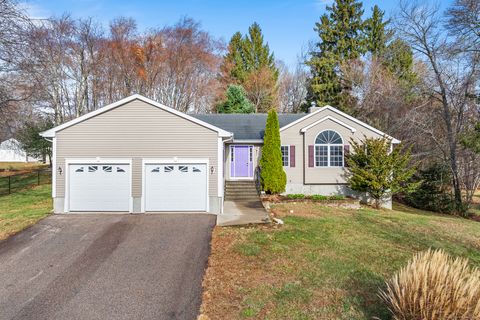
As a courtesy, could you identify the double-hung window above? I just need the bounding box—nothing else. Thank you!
[314,130,344,167]
[281,146,290,167]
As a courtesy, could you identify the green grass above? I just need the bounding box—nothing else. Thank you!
[221,202,480,319]
[0,170,51,195]
[0,184,52,240]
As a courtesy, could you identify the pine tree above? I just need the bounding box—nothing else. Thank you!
[365,5,391,55]
[219,23,279,113]
[216,85,254,114]
[221,32,247,84]
[306,0,366,112]
[381,38,417,88]
[243,23,278,80]
[260,109,286,194]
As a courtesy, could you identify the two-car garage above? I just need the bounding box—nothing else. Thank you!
[42,95,231,215]
[66,161,208,213]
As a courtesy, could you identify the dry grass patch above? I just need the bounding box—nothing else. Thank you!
[200,202,480,319]
[0,162,48,177]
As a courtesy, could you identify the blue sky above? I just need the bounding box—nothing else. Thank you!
[23,0,453,68]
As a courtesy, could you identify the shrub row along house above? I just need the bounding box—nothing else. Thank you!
[40,94,399,219]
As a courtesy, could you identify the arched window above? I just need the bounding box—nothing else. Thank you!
[314,130,344,167]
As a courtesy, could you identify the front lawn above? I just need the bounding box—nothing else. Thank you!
[0,184,52,240]
[199,202,480,319]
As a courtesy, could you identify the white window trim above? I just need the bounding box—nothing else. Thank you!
[141,158,210,213]
[64,158,133,213]
[314,145,344,168]
[229,145,254,180]
[314,130,344,168]
[281,145,290,167]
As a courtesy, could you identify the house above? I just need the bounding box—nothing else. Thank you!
[0,138,39,162]
[40,94,399,216]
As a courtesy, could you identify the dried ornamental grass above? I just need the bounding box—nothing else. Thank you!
[380,249,480,320]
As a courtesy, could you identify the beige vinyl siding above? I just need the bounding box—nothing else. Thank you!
[55,99,218,198]
[280,109,384,185]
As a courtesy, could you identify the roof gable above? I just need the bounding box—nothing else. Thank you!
[40,94,233,138]
[280,105,400,143]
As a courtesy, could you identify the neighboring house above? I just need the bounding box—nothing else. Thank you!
[40,94,399,216]
[0,138,39,162]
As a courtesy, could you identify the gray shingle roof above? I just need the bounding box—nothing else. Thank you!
[191,113,306,140]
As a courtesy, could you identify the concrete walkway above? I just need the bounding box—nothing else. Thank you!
[217,200,270,226]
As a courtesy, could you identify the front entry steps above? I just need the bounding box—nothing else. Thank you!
[224,180,259,201]
[218,181,269,226]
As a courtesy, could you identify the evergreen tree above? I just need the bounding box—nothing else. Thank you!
[260,109,286,194]
[216,85,254,114]
[365,5,391,55]
[219,23,279,112]
[346,137,418,208]
[16,118,53,166]
[381,38,417,88]
[221,32,247,83]
[307,0,366,112]
[243,23,278,80]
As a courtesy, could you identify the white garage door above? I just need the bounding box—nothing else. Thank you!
[68,163,130,211]
[145,163,207,211]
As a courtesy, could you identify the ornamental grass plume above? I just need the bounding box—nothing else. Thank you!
[379,249,480,320]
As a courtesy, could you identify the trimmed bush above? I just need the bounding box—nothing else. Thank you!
[380,249,480,320]
[260,109,286,194]
[286,194,305,199]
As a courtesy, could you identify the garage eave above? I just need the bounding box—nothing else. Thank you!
[38,94,234,138]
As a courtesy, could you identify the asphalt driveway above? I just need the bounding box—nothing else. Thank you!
[0,214,216,320]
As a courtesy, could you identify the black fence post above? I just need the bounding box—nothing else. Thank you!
[8,175,11,194]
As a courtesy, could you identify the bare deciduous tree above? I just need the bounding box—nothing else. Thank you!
[0,0,32,138]
[396,1,480,212]
[446,0,480,52]
[277,61,307,113]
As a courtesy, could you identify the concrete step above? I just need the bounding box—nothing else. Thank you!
[225,196,261,201]
[225,181,256,186]
[226,186,259,190]
[225,192,259,196]
[225,184,257,189]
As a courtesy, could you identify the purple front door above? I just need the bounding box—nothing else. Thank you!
[231,145,253,178]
